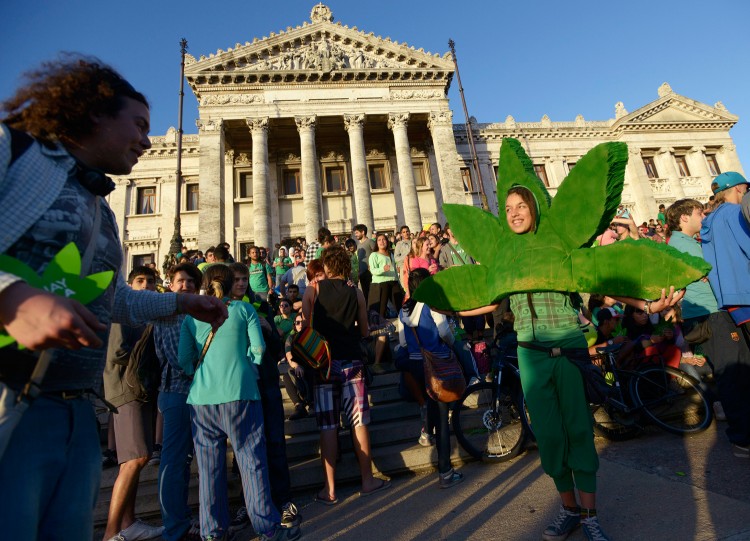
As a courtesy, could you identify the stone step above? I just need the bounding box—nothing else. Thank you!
[95,432,477,525]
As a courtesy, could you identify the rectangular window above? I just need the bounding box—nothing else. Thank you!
[132,254,154,268]
[706,154,721,176]
[461,167,474,192]
[534,164,549,186]
[137,187,156,214]
[369,164,388,190]
[186,183,199,211]
[238,171,252,199]
[412,163,427,187]
[325,167,346,192]
[567,161,577,173]
[642,157,658,179]
[281,169,301,195]
[675,156,690,177]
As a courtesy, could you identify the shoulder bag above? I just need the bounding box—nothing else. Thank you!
[292,283,332,380]
[410,326,466,403]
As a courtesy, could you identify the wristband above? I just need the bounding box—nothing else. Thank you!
[644,300,652,315]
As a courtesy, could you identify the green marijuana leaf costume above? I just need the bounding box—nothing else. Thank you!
[412,139,710,311]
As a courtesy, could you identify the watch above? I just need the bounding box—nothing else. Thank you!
[607,339,614,346]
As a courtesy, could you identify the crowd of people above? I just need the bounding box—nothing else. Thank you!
[1,55,749,541]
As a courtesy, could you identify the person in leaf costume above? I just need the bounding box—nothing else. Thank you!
[413,139,709,541]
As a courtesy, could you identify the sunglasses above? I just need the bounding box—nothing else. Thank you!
[294,321,303,326]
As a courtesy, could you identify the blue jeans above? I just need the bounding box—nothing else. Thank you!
[0,396,100,540]
[453,340,480,381]
[158,391,193,541]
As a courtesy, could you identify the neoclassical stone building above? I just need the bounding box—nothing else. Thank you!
[110,4,744,269]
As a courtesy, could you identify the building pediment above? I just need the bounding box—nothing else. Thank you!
[614,84,737,131]
[184,3,454,91]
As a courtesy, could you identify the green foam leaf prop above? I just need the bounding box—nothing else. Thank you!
[0,242,114,348]
[412,139,711,310]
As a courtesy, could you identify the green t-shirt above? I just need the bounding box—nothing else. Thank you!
[449,242,470,266]
[273,256,293,276]
[248,262,270,293]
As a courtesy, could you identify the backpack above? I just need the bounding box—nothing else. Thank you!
[124,325,160,401]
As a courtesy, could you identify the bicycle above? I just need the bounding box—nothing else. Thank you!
[590,343,713,439]
[451,332,531,462]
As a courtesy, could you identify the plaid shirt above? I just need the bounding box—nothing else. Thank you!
[0,125,176,391]
[305,241,321,264]
[510,292,581,343]
[154,314,192,395]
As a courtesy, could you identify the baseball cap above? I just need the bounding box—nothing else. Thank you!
[711,172,749,194]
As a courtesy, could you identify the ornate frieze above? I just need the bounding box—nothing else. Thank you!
[391,89,444,100]
[366,148,387,159]
[234,152,251,165]
[201,94,264,106]
[196,119,223,133]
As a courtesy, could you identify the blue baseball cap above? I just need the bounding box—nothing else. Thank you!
[712,172,749,194]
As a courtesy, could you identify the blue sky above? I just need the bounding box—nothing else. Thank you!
[2,0,748,168]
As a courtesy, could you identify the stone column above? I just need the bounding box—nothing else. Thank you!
[295,115,322,243]
[344,113,374,233]
[717,144,745,175]
[196,118,225,249]
[389,112,422,232]
[686,146,714,194]
[428,111,465,205]
[247,117,271,249]
[655,147,685,198]
[624,147,658,222]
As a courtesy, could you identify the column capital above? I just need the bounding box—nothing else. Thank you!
[196,118,223,133]
[427,110,453,131]
[387,112,410,131]
[343,113,366,132]
[246,117,269,133]
[688,146,706,154]
[657,147,674,155]
[628,147,642,157]
[295,115,317,132]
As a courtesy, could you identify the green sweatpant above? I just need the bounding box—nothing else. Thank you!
[518,335,599,493]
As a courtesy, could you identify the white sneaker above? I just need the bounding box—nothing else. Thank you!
[119,519,164,541]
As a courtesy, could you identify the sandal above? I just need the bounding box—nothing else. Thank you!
[359,478,391,497]
[314,490,338,506]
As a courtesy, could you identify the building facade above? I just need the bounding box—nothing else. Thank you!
[109,4,743,270]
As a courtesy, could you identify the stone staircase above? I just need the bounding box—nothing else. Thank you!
[94,364,473,526]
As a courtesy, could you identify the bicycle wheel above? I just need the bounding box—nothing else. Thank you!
[631,366,713,435]
[452,381,526,462]
[590,404,641,441]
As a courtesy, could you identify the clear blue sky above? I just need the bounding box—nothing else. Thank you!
[2,0,748,168]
